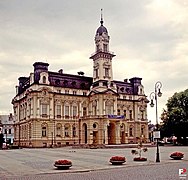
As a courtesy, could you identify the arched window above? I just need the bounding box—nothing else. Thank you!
[56,123,62,137]
[92,100,97,115]
[105,100,113,115]
[141,110,144,119]
[41,123,47,137]
[140,88,143,94]
[129,126,133,137]
[64,124,70,137]
[141,126,145,135]
[124,110,126,117]
[73,126,76,137]
[129,110,133,120]
[120,124,125,131]
[117,109,120,116]
[43,76,46,84]
[42,127,47,137]
[105,68,109,77]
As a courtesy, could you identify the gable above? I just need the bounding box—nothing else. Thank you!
[88,88,118,96]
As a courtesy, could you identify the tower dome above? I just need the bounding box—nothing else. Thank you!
[96,9,108,36]
[96,21,108,35]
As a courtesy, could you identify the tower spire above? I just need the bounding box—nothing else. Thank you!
[100,8,103,26]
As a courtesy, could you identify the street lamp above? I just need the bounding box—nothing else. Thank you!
[150,81,162,163]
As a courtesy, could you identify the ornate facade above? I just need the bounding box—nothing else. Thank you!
[12,15,149,147]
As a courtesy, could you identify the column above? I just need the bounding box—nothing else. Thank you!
[104,124,108,144]
[116,122,121,144]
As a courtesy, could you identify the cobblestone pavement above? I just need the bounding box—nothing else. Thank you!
[0,146,187,179]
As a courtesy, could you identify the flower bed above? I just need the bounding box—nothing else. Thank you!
[109,156,126,165]
[131,142,148,162]
[133,157,147,161]
[170,152,184,160]
[54,159,72,169]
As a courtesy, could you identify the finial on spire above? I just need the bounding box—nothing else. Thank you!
[100,8,103,25]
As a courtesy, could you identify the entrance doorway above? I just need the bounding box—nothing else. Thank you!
[121,131,125,144]
[93,131,98,145]
[107,122,116,144]
[82,123,87,144]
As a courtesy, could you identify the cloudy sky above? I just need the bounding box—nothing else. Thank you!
[0,0,188,124]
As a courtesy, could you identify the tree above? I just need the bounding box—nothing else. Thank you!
[160,89,188,145]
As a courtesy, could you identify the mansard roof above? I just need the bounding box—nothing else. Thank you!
[114,77,142,95]
[16,61,142,96]
[48,71,93,90]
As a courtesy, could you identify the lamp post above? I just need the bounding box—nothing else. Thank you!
[150,81,162,163]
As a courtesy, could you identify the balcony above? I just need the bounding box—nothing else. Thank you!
[90,50,115,57]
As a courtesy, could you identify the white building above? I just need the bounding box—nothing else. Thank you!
[0,113,15,144]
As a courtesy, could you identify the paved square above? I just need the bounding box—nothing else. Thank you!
[0,146,187,178]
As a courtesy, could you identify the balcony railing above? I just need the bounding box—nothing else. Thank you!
[90,50,114,57]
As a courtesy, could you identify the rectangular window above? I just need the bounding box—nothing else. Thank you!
[117,109,120,116]
[56,105,61,116]
[73,106,77,117]
[95,69,98,78]
[9,129,11,134]
[73,127,76,137]
[129,128,133,137]
[124,110,126,117]
[106,105,113,115]
[83,92,87,96]
[94,106,97,115]
[73,91,77,95]
[65,90,69,94]
[105,68,109,77]
[4,129,7,134]
[103,44,107,52]
[65,106,69,116]
[96,45,100,52]
[141,111,144,119]
[28,105,31,117]
[129,110,132,120]
[83,107,87,117]
[42,104,47,115]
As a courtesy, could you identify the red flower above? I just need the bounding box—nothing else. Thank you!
[55,159,72,165]
[110,156,126,161]
[170,152,184,157]
[133,157,147,161]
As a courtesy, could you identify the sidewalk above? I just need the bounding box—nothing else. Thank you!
[0,146,187,178]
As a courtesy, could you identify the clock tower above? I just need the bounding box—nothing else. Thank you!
[90,10,116,92]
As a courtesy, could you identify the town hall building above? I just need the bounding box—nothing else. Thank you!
[12,15,149,147]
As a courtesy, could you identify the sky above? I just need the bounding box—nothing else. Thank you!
[0,0,188,124]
